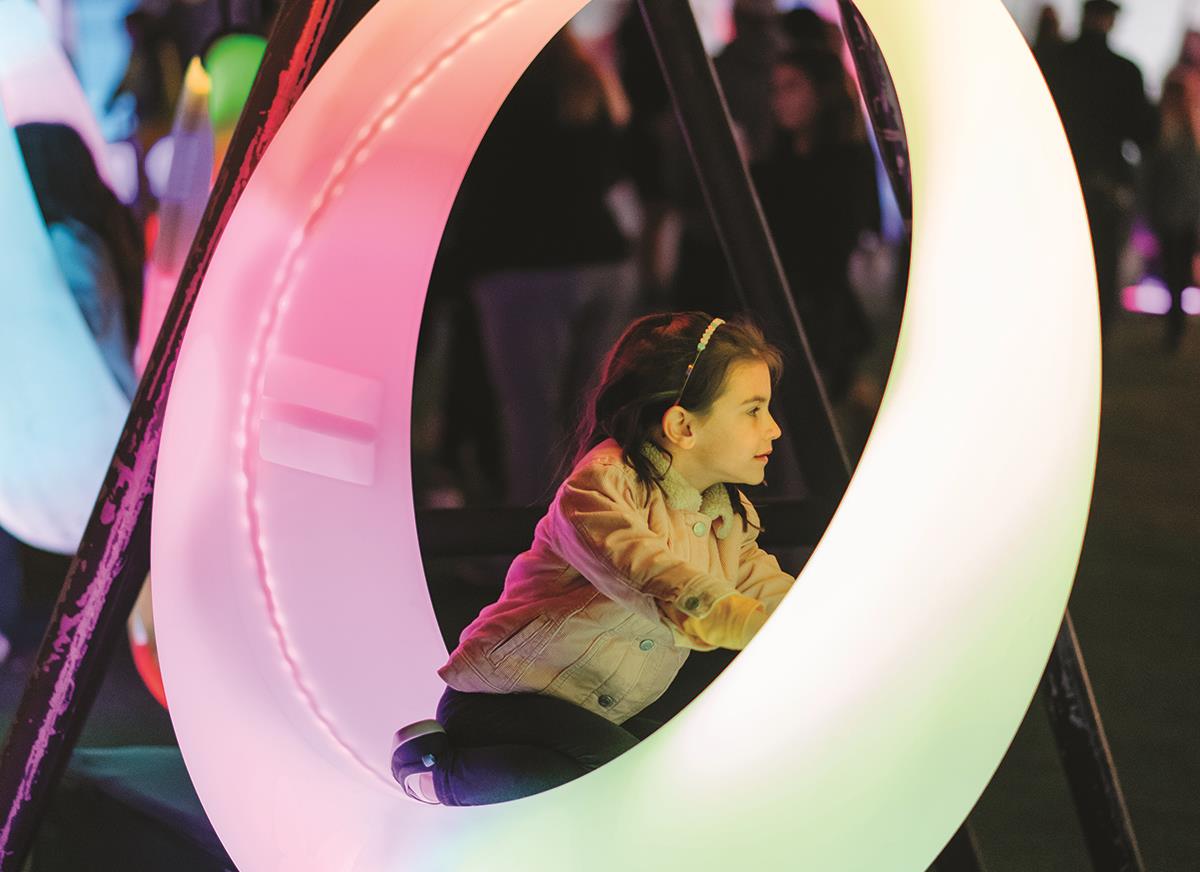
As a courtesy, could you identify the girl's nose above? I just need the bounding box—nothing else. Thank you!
[767,412,782,440]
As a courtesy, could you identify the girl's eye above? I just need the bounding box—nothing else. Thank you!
[749,407,760,416]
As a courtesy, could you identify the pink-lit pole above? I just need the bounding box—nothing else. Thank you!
[0,0,344,866]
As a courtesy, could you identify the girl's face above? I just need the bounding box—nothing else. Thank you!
[770,63,819,133]
[683,359,782,492]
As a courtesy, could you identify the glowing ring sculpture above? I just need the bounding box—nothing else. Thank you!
[153,0,1099,869]
[0,102,130,554]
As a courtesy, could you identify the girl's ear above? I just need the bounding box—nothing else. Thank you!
[660,405,695,449]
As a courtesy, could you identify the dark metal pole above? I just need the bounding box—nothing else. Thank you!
[836,0,912,224]
[0,0,344,866]
[1041,613,1146,872]
[836,4,1144,871]
[635,0,853,499]
[932,824,987,872]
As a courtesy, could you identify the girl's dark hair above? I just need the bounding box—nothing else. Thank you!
[14,122,144,340]
[566,311,783,528]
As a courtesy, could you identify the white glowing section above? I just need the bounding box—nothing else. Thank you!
[0,99,130,554]
[152,0,1099,870]
[0,0,114,187]
[1186,287,1200,315]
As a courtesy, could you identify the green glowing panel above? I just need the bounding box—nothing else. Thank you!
[203,32,266,132]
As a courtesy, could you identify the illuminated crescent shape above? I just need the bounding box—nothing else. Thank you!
[0,100,129,554]
[153,0,1099,869]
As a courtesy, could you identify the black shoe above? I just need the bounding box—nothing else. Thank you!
[391,719,447,804]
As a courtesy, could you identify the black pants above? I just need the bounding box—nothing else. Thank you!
[1082,181,1134,336]
[432,688,663,806]
[1158,226,1194,351]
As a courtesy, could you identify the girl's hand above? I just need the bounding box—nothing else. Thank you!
[679,593,767,650]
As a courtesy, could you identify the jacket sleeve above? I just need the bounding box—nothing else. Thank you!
[677,592,767,650]
[734,497,797,615]
[549,458,739,625]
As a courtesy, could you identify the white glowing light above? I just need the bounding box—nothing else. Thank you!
[153,1,1099,870]
[1184,287,1200,315]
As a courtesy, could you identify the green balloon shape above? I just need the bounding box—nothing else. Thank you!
[203,33,267,131]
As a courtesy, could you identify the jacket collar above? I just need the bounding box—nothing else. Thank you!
[639,442,736,540]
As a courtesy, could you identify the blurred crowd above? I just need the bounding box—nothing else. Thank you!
[3,0,1200,659]
[1035,0,1200,352]
[415,4,893,509]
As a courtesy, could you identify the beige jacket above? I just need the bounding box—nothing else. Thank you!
[437,439,796,724]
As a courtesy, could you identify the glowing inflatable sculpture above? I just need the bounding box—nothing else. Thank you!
[0,0,114,187]
[0,0,130,554]
[152,0,1099,869]
[0,102,130,554]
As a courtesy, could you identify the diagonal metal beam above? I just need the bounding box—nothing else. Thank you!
[1040,613,1145,872]
[636,0,853,501]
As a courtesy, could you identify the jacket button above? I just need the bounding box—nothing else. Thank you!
[683,596,701,611]
[639,639,655,651]
[598,694,615,708]
[692,521,707,536]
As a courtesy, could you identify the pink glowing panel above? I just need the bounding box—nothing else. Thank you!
[0,0,113,187]
[1122,282,1171,315]
[0,100,130,553]
[153,0,1098,869]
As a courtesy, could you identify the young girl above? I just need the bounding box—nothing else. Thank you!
[393,312,796,805]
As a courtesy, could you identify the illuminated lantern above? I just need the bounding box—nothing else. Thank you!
[153,0,1099,869]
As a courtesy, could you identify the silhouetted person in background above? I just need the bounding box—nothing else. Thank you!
[1032,4,1065,68]
[1141,64,1200,353]
[1043,0,1157,335]
[1174,28,1200,78]
[715,0,787,165]
[446,29,639,505]
[753,47,879,403]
